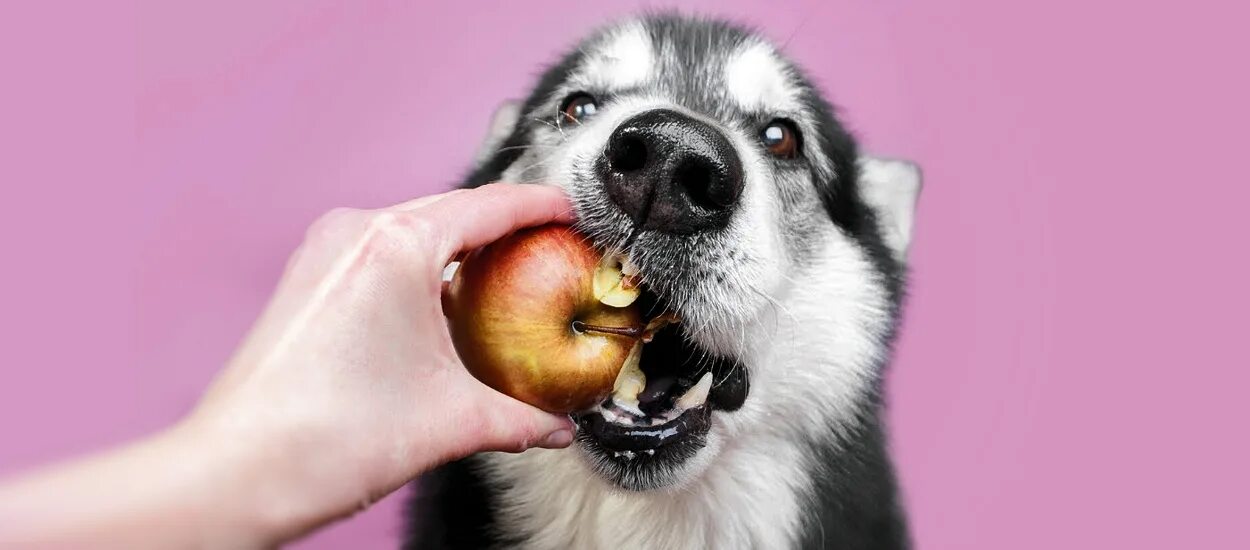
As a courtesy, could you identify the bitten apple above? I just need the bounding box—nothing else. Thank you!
[445,225,643,413]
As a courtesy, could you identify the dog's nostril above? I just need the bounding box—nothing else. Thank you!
[610,135,648,173]
[674,159,734,210]
[598,109,744,234]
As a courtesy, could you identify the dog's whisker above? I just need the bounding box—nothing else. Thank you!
[550,105,570,140]
[415,14,914,550]
[530,117,569,143]
[530,117,560,131]
[494,143,558,154]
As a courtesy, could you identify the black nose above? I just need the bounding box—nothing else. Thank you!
[597,109,744,234]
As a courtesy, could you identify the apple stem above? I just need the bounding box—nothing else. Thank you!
[572,321,644,339]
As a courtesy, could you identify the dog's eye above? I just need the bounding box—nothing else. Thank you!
[559,93,598,125]
[760,119,800,159]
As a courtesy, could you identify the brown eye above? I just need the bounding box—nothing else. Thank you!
[760,119,800,159]
[560,93,598,125]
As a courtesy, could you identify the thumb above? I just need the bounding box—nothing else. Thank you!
[474,395,576,454]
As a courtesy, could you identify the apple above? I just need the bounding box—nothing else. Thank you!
[445,225,647,413]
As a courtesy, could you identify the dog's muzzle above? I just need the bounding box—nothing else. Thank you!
[574,110,752,488]
[596,109,744,234]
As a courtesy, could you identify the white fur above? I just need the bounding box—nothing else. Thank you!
[573,22,655,90]
[478,22,897,549]
[507,92,791,358]
[481,230,891,549]
[481,438,806,549]
[724,40,799,113]
[858,157,923,263]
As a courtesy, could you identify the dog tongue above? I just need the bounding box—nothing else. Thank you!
[637,375,681,416]
[638,375,677,405]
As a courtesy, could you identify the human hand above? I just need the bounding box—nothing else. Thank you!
[0,184,579,549]
[183,183,577,543]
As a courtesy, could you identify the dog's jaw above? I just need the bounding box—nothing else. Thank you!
[491,14,903,483]
[444,14,918,549]
[478,224,892,548]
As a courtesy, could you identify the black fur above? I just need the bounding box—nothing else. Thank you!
[797,412,910,549]
[403,457,510,550]
[406,14,909,549]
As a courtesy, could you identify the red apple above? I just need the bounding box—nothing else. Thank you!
[445,225,645,413]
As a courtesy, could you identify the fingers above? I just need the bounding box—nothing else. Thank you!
[375,184,573,268]
[472,394,576,454]
[418,184,574,260]
[390,189,469,211]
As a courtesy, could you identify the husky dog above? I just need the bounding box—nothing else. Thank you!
[406,14,921,550]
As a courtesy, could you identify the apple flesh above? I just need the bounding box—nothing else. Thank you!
[445,225,644,413]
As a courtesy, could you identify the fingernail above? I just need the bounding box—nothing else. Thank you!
[539,429,574,448]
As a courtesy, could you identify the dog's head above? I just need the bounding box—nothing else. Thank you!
[467,15,920,491]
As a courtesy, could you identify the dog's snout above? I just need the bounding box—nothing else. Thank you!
[598,109,743,234]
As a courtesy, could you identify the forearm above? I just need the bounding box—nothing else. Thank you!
[0,421,297,549]
[0,185,576,548]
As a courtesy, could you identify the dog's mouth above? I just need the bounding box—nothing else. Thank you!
[572,287,749,469]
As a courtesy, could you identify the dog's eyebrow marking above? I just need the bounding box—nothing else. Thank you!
[724,40,797,112]
[577,22,654,89]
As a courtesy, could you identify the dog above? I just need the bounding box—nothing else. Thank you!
[405,14,921,550]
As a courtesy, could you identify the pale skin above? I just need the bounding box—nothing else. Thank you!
[0,184,578,549]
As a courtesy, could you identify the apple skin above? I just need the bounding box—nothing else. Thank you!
[446,225,642,413]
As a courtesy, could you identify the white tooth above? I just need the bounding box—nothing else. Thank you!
[675,373,713,411]
[611,341,646,413]
[615,400,644,417]
[621,255,640,277]
[641,313,681,343]
[441,261,460,283]
[600,407,620,423]
[644,449,655,456]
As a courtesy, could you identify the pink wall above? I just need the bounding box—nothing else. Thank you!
[3,1,1247,548]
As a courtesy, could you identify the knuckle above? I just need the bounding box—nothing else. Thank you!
[363,211,436,255]
[468,407,514,449]
[488,406,533,452]
[367,210,430,238]
[306,207,360,242]
[510,415,539,449]
[352,210,451,284]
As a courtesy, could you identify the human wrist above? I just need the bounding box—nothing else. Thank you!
[0,418,304,549]
[174,402,386,547]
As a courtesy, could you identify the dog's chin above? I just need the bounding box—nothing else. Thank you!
[574,420,720,491]
[567,288,751,491]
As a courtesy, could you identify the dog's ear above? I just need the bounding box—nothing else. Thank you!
[473,100,522,167]
[857,156,922,263]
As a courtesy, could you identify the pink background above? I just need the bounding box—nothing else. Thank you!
[3,1,1247,548]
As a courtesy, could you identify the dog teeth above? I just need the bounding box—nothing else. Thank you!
[641,312,680,343]
[611,341,646,413]
[614,400,644,417]
[441,261,460,283]
[674,373,712,411]
[599,406,621,424]
[620,256,641,290]
[621,255,640,277]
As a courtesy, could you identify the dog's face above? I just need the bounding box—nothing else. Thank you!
[469,16,920,491]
